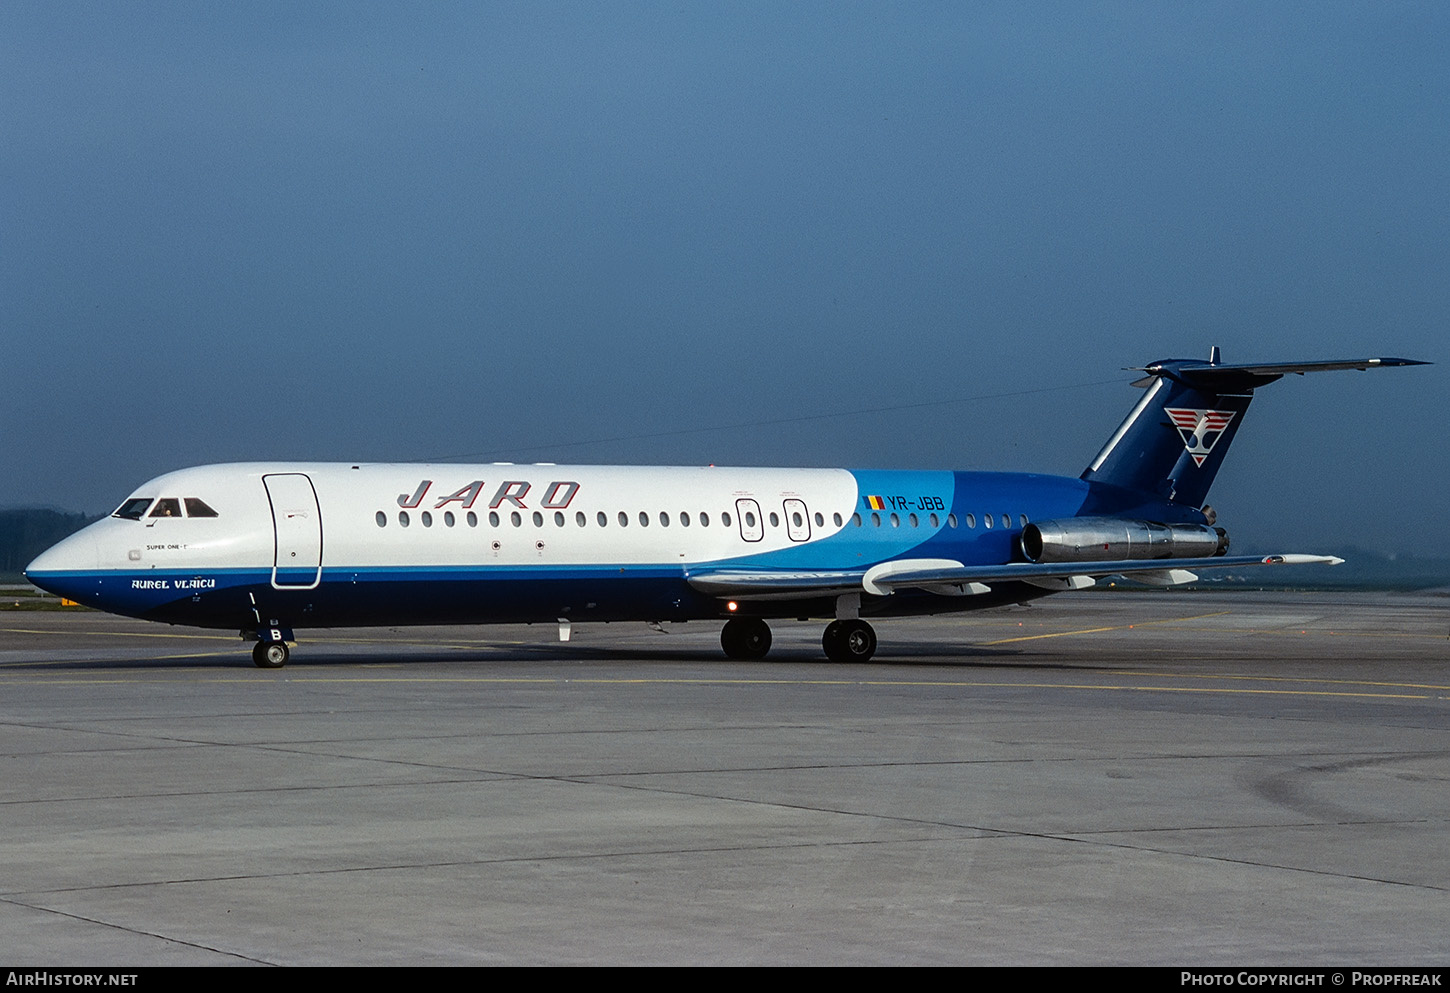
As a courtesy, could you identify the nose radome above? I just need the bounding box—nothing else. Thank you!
[24,528,100,596]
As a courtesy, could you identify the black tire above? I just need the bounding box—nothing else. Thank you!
[822,620,844,659]
[721,617,772,660]
[253,641,289,669]
[823,619,876,663]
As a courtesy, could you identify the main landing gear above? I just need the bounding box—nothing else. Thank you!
[719,617,879,663]
[821,618,877,663]
[720,617,772,659]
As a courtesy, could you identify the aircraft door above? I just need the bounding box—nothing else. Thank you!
[783,499,811,542]
[264,473,323,590]
[735,499,764,542]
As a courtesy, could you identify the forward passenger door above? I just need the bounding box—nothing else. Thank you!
[264,473,322,589]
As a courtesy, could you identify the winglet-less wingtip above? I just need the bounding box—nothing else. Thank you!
[1260,554,1344,566]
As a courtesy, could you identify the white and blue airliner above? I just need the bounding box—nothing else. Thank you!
[25,352,1424,667]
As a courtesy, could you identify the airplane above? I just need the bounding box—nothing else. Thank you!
[24,350,1425,668]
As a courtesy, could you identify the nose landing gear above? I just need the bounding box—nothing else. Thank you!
[247,624,295,668]
[252,640,290,668]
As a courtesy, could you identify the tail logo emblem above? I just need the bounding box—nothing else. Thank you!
[1165,408,1236,467]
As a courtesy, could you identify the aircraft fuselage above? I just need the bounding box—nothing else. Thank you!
[29,463,1193,631]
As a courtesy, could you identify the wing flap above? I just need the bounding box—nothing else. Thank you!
[869,554,1344,592]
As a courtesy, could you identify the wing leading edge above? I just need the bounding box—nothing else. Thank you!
[686,554,1344,601]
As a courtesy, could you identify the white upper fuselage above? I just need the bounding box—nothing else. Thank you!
[27,461,1115,629]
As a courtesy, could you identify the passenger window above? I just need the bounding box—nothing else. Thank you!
[375,511,386,528]
[949,514,959,528]
[964,514,974,528]
[149,498,182,518]
[768,512,779,527]
[833,513,843,527]
[598,511,608,527]
[555,511,565,526]
[489,511,500,527]
[1020,514,1029,527]
[619,512,629,527]
[871,513,881,527]
[680,512,691,527]
[422,511,433,527]
[467,512,478,527]
[721,512,731,527]
[639,511,649,527]
[445,511,456,527]
[852,513,861,526]
[660,512,669,527]
[890,513,899,528]
[908,513,918,527]
[399,511,411,527]
[576,511,586,526]
[532,511,543,527]
[700,512,710,526]
[184,498,218,518]
[744,512,756,528]
[984,514,993,529]
[511,511,522,527]
[929,513,939,527]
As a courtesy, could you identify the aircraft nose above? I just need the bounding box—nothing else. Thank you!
[24,529,100,599]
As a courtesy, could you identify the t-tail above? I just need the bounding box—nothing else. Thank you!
[1082,348,1427,509]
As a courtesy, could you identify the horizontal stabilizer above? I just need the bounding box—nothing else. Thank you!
[1130,356,1428,390]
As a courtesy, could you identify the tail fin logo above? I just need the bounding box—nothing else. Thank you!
[1165,408,1236,467]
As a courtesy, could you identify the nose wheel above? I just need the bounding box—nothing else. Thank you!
[822,619,876,663]
[252,640,290,669]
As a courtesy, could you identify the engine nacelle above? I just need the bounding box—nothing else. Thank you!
[1020,517,1229,563]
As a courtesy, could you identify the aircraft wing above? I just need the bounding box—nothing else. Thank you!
[686,554,1344,601]
[686,569,870,600]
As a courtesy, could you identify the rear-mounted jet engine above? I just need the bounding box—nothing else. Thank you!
[1020,517,1229,563]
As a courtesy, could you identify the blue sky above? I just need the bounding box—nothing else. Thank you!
[3,2,1444,553]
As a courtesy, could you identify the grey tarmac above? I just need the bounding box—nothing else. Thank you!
[0,591,1446,965]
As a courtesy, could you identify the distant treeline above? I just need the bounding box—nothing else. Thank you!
[0,509,100,577]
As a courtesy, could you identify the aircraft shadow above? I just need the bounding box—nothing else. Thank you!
[0,640,1139,674]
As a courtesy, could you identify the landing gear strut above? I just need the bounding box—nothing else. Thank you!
[822,619,877,663]
[252,640,290,669]
[720,617,772,659]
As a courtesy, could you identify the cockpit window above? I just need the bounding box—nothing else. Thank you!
[184,498,218,518]
[113,498,153,521]
[149,498,182,518]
